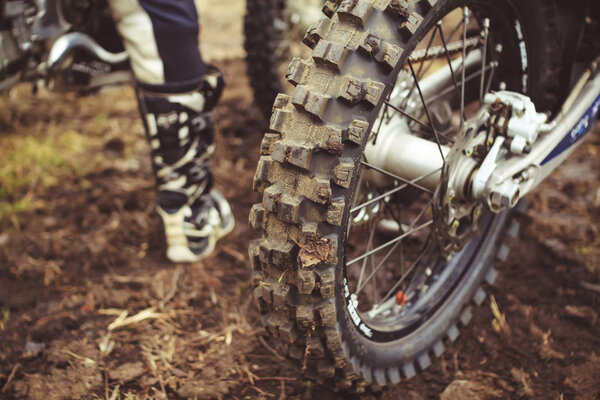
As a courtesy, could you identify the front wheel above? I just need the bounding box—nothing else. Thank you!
[250,0,558,390]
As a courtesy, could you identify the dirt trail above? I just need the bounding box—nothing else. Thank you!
[0,1,599,398]
[0,57,598,400]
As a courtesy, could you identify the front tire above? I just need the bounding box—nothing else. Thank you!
[249,0,556,389]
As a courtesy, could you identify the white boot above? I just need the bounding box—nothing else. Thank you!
[137,68,234,262]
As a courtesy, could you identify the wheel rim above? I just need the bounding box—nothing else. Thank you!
[342,3,526,340]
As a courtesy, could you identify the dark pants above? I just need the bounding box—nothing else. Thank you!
[109,0,209,93]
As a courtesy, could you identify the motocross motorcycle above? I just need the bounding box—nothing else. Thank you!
[248,0,600,391]
[0,0,129,95]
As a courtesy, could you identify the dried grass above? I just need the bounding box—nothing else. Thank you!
[490,295,510,335]
[107,307,170,331]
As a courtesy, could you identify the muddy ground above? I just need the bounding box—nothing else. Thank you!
[0,57,598,399]
[1,0,600,397]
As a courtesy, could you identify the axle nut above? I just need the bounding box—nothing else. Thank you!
[489,181,520,211]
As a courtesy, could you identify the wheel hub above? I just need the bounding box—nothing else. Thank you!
[433,111,491,256]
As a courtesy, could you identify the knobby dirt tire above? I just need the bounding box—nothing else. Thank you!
[244,0,285,119]
[249,0,557,390]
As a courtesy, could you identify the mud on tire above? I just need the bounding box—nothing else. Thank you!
[249,0,557,390]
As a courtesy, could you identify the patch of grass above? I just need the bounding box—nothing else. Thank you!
[0,85,141,228]
[0,127,105,224]
[0,307,9,330]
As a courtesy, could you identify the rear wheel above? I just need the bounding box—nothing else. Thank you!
[250,0,557,389]
[244,0,322,118]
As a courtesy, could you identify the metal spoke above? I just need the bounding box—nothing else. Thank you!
[371,91,393,144]
[424,129,456,145]
[439,125,459,140]
[407,59,446,162]
[484,60,498,97]
[371,250,378,305]
[400,239,405,284]
[383,100,433,132]
[373,104,388,137]
[382,199,403,229]
[346,220,433,266]
[402,28,439,109]
[360,160,433,194]
[414,32,444,85]
[357,219,377,293]
[350,168,441,213]
[379,244,428,305]
[479,18,490,102]
[437,21,462,105]
[447,13,465,43]
[350,173,365,209]
[401,31,435,108]
[417,28,439,79]
[356,198,433,293]
[357,237,402,295]
[382,100,455,143]
[415,53,440,85]
[460,7,469,126]
[425,62,497,106]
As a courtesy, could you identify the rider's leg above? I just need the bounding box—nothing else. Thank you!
[109,0,234,263]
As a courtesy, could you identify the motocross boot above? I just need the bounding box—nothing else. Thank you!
[137,68,234,263]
